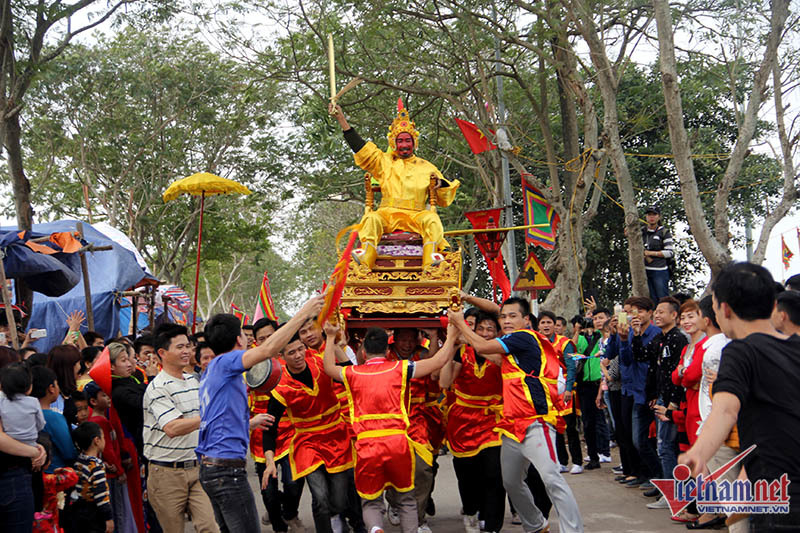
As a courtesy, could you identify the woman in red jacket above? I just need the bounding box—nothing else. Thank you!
[671,299,708,447]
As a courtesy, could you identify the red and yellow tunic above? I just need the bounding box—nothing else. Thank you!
[495,329,563,443]
[271,356,355,479]
[552,334,578,422]
[445,345,503,457]
[342,357,415,499]
[249,387,293,462]
[387,346,442,466]
[308,344,351,431]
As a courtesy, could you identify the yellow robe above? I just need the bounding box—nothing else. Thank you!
[354,141,460,250]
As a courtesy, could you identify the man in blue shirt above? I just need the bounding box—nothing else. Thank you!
[197,295,323,533]
[604,296,661,489]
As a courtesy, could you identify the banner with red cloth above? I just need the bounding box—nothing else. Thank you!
[464,209,511,302]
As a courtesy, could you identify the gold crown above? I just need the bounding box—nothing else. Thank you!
[387,98,420,150]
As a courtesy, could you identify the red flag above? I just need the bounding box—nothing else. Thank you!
[253,271,279,322]
[464,209,511,302]
[230,303,249,325]
[488,254,511,302]
[782,236,794,270]
[454,117,497,154]
[317,231,358,327]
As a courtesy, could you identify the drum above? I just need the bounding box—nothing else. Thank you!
[245,358,283,393]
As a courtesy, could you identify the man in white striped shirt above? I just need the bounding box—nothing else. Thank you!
[143,323,218,533]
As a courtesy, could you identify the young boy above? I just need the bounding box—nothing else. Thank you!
[72,390,90,424]
[85,382,136,533]
[31,366,77,472]
[66,422,113,533]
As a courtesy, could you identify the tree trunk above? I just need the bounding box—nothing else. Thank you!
[752,59,799,264]
[4,113,34,316]
[710,0,789,249]
[569,0,649,298]
[5,113,33,231]
[542,213,582,319]
[653,0,789,277]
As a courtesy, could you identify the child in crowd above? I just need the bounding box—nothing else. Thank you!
[33,433,79,533]
[72,390,89,425]
[0,361,46,446]
[31,366,77,472]
[64,422,113,533]
[84,381,136,533]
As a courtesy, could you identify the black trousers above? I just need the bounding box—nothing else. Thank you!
[556,412,582,466]
[452,447,505,532]
[62,499,107,533]
[619,393,643,477]
[608,390,636,476]
[255,458,304,532]
[577,380,601,461]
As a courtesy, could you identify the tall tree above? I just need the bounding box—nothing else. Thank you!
[21,27,292,315]
[653,0,795,277]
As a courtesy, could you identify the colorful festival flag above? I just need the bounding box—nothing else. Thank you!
[454,117,497,154]
[230,302,249,325]
[782,235,794,270]
[522,177,561,250]
[464,209,511,302]
[253,271,280,323]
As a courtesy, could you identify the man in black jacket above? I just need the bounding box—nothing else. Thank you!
[642,206,675,303]
[632,296,687,505]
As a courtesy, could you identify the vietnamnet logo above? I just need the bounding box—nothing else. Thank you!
[652,445,791,516]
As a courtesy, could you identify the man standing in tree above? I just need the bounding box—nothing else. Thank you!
[642,206,675,302]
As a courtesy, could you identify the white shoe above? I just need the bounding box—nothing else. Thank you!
[479,520,485,530]
[559,464,569,473]
[387,504,400,526]
[463,514,480,533]
[598,454,612,463]
[418,524,433,533]
[569,464,584,474]
[330,515,344,533]
[610,440,618,448]
[647,496,670,509]
[583,455,591,463]
[287,517,306,533]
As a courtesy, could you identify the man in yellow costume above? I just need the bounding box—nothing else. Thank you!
[330,100,460,271]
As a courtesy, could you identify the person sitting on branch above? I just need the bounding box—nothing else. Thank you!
[330,100,460,271]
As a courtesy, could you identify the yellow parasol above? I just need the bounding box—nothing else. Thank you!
[163,172,252,333]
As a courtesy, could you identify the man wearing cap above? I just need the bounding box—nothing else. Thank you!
[641,206,674,302]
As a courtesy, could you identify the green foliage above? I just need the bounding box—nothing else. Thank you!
[17,25,294,314]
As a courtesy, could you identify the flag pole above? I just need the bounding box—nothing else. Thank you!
[191,191,205,335]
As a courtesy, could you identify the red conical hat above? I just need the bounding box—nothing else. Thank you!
[89,347,113,395]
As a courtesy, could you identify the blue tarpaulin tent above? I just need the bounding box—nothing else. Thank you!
[7,220,154,351]
[0,230,82,297]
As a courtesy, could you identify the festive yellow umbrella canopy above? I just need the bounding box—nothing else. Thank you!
[162,172,252,333]
[162,172,251,202]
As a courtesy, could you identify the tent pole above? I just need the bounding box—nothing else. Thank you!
[191,192,205,335]
[148,286,155,332]
[131,293,139,337]
[0,249,20,350]
[77,222,95,331]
